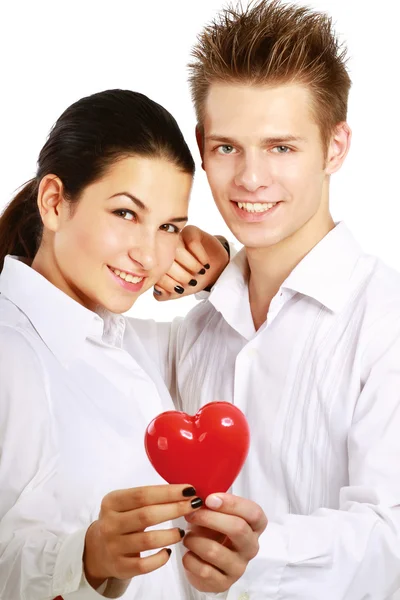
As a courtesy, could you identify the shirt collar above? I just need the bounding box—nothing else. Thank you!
[0,256,125,364]
[210,222,363,322]
[281,222,363,312]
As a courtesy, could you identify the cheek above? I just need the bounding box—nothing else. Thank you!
[156,236,180,273]
[71,217,124,260]
[206,158,231,190]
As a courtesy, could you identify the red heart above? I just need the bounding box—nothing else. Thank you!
[144,402,250,500]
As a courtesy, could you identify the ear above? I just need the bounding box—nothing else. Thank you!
[37,175,67,232]
[195,125,205,171]
[324,122,352,175]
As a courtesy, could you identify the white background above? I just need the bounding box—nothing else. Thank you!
[1,0,399,321]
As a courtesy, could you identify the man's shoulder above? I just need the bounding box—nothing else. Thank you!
[355,255,400,352]
[181,296,219,328]
[362,255,400,309]
[176,297,223,351]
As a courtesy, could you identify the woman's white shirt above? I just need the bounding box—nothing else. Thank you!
[0,256,189,600]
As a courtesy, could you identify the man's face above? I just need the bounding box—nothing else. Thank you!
[201,83,343,249]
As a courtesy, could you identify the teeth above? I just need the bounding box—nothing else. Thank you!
[237,202,276,213]
[111,268,143,284]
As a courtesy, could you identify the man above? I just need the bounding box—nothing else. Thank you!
[171,1,400,597]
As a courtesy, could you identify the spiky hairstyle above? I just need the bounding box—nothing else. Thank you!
[189,0,351,148]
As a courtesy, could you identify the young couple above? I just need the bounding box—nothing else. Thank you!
[1,1,400,599]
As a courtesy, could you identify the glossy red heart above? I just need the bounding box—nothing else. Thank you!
[145,402,250,500]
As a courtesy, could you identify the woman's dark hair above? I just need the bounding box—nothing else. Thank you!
[0,89,195,272]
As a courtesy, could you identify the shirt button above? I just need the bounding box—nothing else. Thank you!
[246,348,257,358]
[238,593,250,600]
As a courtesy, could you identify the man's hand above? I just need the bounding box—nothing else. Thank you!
[182,493,267,593]
[153,226,230,300]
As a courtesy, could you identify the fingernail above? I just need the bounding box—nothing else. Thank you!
[205,495,223,509]
[165,548,172,556]
[174,285,184,294]
[198,268,206,275]
[189,279,197,286]
[182,486,196,497]
[191,497,203,509]
[204,263,210,270]
[179,528,185,538]
[153,287,162,296]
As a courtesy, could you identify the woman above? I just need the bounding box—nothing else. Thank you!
[0,89,229,599]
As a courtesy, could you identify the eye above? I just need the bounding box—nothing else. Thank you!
[271,145,291,154]
[160,223,180,234]
[113,209,136,221]
[217,145,236,155]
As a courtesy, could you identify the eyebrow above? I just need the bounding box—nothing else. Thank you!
[205,134,305,145]
[109,192,188,223]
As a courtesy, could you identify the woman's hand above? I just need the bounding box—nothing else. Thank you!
[182,493,267,593]
[153,226,230,300]
[84,484,202,588]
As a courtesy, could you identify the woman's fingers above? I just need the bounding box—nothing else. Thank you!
[114,548,173,580]
[102,484,197,513]
[174,244,206,274]
[116,497,203,534]
[117,527,185,555]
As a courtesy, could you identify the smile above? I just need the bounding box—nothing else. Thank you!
[108,266,144,284]
[236,201,277,213]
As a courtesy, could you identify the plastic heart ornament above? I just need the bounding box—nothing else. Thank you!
[144,401,250,499]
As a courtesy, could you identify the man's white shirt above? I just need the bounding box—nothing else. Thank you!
[165,222,400,600]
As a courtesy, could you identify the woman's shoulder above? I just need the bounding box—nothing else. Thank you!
[0,295,32,331]
[0,297,44,365]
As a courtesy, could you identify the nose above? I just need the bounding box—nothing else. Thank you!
[127,230,157,272]
[234,150,271,192]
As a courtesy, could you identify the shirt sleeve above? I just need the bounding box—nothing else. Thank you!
[222,315,400,600]
[0,326,135,599]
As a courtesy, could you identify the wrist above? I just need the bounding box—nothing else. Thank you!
[214,235,231,258]
[84,521,109,589]
[204,235,230,292]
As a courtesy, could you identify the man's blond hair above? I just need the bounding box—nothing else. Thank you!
[189,0,351,149]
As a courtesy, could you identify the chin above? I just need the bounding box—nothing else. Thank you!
[99,298,135,315]
[231,227,283,249]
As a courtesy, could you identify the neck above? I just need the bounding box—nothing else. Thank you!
[247,210,335,330]
[32,241,92,311]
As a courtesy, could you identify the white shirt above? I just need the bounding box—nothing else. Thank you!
[170,223,400,600]
[0,256,190,600]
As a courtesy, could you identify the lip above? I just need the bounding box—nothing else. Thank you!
[230,200,282,222]
[107,265,146,293]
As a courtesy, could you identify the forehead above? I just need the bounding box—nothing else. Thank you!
[84,155,193,209]
[203,82,319,141]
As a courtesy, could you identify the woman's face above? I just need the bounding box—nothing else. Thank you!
[39,155,192,313]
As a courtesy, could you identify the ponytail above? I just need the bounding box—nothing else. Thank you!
[0,179,41,273]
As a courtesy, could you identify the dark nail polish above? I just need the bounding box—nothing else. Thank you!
[174,285,184,294]
[179,528,185,538]
[198,268,206,275]
[165,548,172,556]
[153,287,162,296]
[188,279,197,286]
[182,486,196,497]
[204,263,210,270]
[191,497,203,509]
